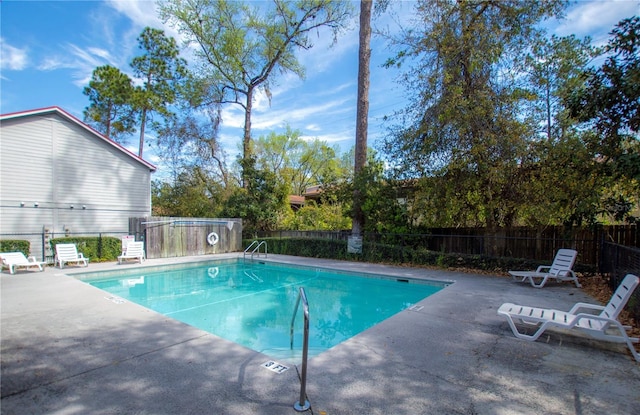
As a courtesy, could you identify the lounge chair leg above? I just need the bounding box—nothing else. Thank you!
[609,321,640,362]
[528,276,548,289]
[504,318,546,342]
[627,342,640,362]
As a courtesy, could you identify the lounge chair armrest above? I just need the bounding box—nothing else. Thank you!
[569,302,605,314]
[27,256,38,262]
[573,313,638,337]
[536,265,551,273]
[573,312,628,327]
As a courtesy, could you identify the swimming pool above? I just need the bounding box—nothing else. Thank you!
[76,259,448,361]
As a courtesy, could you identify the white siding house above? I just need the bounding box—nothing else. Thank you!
[0,107,156,261]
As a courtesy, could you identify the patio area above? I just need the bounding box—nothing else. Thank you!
[2,254,639,414]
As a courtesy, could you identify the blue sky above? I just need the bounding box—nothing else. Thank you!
[1,0,638,172]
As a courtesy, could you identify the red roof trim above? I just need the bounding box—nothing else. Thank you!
[0,106,157,172]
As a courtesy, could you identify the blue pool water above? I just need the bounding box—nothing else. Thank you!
[77,259,447,361]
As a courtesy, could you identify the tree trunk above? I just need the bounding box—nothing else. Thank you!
[352,0,372,238]
[106,102,113,139]
[242,87,254,188]
[139,108,147,158]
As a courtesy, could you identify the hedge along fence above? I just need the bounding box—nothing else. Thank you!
[260,225,640,269]
[251,237,597,275]
[0,239,32,257]
[50,236,122,262]
[1,236,124,263]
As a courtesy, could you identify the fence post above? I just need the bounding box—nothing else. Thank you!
[597,225,604,274]
[41,229,46,262]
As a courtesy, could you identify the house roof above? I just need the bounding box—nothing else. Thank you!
[0,106,157,172]
[303,185,323,200]
[289,195,305,205]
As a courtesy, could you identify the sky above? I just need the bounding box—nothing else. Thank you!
[1,0,639,174]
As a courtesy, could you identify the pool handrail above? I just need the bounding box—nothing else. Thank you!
[290,287,310,412]
[243,240,267,261]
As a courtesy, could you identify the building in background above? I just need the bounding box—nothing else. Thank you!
[0,107,156,261]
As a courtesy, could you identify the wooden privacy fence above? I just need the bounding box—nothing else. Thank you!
[259,225,638,268]
[130,217,243,259]
[601,242,640,324]
[414,225,638,266]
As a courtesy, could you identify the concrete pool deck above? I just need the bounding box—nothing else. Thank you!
[2,254,639,414]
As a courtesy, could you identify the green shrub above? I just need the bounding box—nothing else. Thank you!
[245,237,597,275]
[50,236,122,262]
[255,238,348,260]
[0,239,31,256]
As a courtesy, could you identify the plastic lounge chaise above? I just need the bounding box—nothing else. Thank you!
[55,243,89,268]
[498,274,640,362]
[508,248,580,288]
[0,252,46,274]
[118,241,145,264]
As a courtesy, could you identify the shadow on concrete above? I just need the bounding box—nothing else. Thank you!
[2,256,639,415]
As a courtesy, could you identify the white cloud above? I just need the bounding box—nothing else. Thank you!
[86,47,113,62]
[106,0,165,29]
[217,131,243,159]
[317,81,355,97]
[301,129,354,145]
[219,105,247,130]
[38,56,70,71]
[106,0,186,45]
[37,43,116,86]
[39,44,99,71]
[17,4,138,90]
[553,0,639,44]
[0,39,29,70]
[297,22,360,77]
[252,97,353,130]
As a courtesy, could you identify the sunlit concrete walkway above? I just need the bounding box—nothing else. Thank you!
[2,254,639,414]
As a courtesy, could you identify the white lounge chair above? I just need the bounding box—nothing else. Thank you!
[498,274,640,362]
[0,252,46,274]
[55,243,89,268]
[118,241,145,264]
[508,248,580,288]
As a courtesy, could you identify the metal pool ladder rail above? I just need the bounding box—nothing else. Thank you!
[290,287,310,412]
[243,240,267,260]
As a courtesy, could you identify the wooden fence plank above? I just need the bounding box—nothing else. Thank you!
[129,217,243,259]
